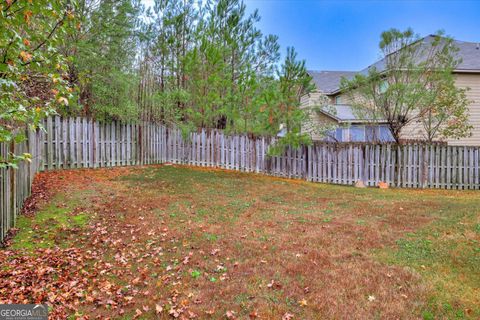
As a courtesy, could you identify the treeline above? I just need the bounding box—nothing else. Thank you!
[62,0,314,139]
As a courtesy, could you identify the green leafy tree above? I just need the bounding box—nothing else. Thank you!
[421,66,472,142]
[141,0,198,123]
[341,28,472,143]
[1,0,75,167]
[144,0,281,132]
[258,47,315,154]
[66,0,143,121]
[277,47,315,135]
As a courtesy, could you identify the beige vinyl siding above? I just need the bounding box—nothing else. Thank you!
[300,90,324,108]
[400,120,426,141]
[301,91,338,140]
[446,73,480,145]
[400,73,480,145]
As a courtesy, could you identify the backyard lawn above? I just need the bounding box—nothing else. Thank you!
[0,165,479,319]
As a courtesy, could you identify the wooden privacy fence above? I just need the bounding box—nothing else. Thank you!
[2,116,480,242]
[0,130,42,241]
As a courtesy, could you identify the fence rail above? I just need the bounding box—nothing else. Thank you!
[2,116,480,242]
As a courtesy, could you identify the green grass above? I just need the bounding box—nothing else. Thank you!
[10,194,90,250]
[376,196,480,319]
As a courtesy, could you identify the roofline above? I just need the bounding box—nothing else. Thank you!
[317,109,389,124]
[308,70,357,73]
[453,69,480,74]
[317,109,342,122]
[338,119,390,124]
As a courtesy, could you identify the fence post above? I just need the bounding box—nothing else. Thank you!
[139,123,143,165]
[9,140,16,228]
[305,145,309,181]
[92,118,96,168]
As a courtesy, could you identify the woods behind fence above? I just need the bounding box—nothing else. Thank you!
[1,116,480,241]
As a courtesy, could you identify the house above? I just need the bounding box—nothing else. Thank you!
[301,35,480,145]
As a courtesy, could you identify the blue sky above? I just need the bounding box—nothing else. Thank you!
[142,0,480,71]
[244,0,480,71]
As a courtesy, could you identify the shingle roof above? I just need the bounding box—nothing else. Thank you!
[361,35,480,74]
[308,71,357,94]
[309,35,480,95]
[455,39,480,70]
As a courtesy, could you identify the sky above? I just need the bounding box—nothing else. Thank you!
[143,0,480,71]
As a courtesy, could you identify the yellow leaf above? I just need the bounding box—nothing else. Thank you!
[24,10,33,23]
[57,97,69,106]
[23,153,32,162]
[19,51,32,63]
[298,299,307,307]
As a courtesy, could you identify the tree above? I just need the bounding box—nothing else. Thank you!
[143,0,281,133]
[66,0,143,121]
[421,65,472,142]
[261,47,315,154]
[1,0,75,167]
[277,47,315,134]
[340,28,472,143]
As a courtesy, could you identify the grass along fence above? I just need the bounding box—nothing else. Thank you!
[1,116,480,242]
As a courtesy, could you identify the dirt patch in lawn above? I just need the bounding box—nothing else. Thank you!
[1,165,478,319]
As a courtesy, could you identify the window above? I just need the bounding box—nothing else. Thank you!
[365,125,394,142]
[350,125,365,142]
[335,95,342,105]
[379,80,389,94]
[379,125,394,142]
[366,126,379,142]
[335,128,343,142]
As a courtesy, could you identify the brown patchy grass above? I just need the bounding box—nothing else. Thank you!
[1,165,479,319]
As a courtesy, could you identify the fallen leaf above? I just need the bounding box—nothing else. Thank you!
[282,312,294,320]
